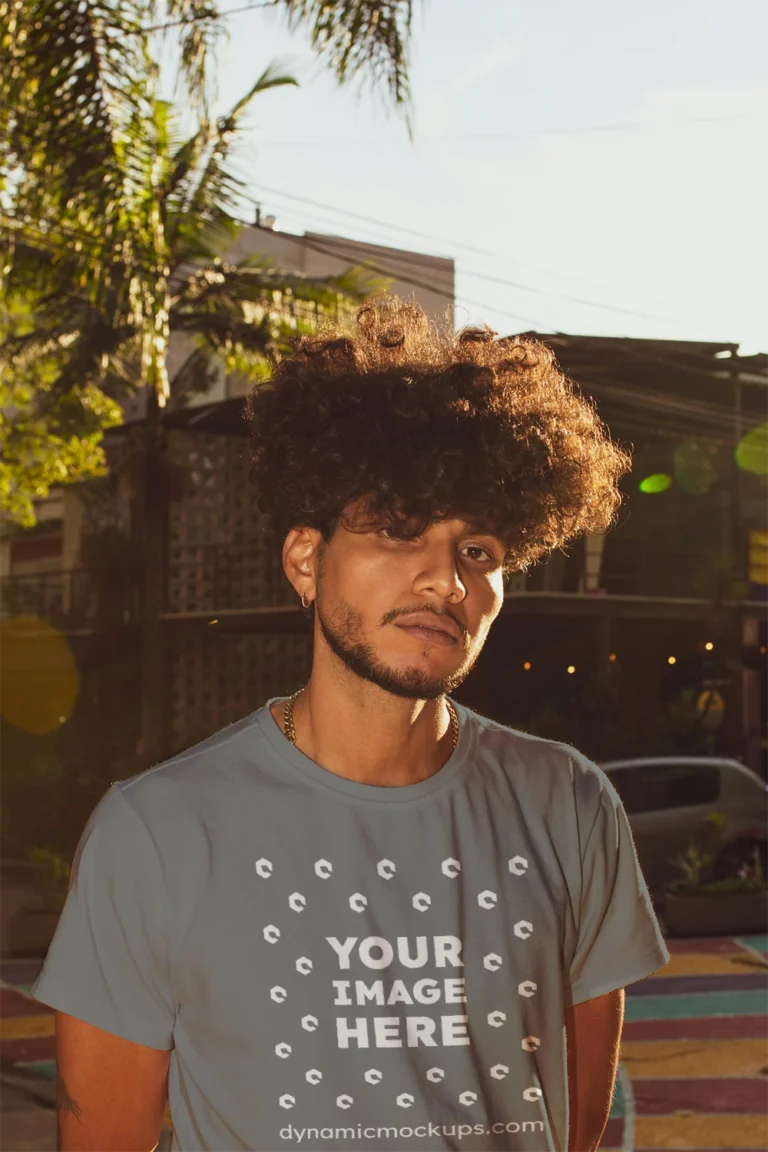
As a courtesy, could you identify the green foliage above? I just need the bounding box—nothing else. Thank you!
[524,668,710,763]
[667,812,767,895]
[0,291,124,524]
[25,844,71,910]
[0,1,409,526]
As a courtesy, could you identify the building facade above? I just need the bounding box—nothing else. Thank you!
[2,230,766,781]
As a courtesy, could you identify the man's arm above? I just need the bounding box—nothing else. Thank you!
[55,1010,171,1151]
[565,987,624,1152]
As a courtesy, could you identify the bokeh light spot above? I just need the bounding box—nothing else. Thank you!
[673,441,716,495]
[639,473,672,494]
[735,423,768,475]
[0,616,79,734]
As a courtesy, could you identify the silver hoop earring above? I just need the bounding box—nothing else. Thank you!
[301,592,312,609]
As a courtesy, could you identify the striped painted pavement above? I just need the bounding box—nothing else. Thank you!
[2,936,767,1149]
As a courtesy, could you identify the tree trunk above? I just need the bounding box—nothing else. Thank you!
[133,388,171,767]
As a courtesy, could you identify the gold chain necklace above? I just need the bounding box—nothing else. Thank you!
[283,689,460,752]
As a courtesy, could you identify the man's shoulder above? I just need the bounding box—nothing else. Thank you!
[110,707,271,820]
[461,704,615,817]
[465,704,601,778]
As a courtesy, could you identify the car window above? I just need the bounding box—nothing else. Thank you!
[606,763,721,814]
[722,763,767,797]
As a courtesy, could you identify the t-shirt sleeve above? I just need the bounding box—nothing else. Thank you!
[563,761,670,1008]
[30,784,175,1050]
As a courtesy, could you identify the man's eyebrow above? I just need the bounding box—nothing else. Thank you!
[460,520,504,541]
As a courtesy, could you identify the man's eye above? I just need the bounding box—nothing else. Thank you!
[377,529,496,563]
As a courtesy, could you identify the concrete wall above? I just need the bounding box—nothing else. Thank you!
[229,225,454,322]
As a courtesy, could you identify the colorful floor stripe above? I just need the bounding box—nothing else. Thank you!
[604,934,768,1150]
[2,937,767,1149]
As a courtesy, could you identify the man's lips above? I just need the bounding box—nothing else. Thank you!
[395,618,459,644]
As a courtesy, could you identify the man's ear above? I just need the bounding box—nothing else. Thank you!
[282,526,325,601]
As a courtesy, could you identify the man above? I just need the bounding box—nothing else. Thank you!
[33,296,669,1151]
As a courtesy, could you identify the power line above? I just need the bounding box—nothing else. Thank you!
[6,211,762,416]
[248,112,766,146]
[247,190,744,365]
[290,230,546,330]
[255,192,704,330]
[141,1,274,34]
[6,209,750,399]
[243,204,760,384]
[3,207,742,370]
[244,179,718,333]
[263,229,766,422]
[261,227,756,393]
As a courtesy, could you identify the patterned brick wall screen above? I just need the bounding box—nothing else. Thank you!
[167,430,294,613]
[170,630,312,752]
[166,429,312,750]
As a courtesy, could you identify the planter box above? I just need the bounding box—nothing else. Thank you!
[664,889,768,937]
[6,907,62,957]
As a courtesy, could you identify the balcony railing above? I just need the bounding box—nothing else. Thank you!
[521,545,748,601]
[0,570,99,630]
[2,547,753,631]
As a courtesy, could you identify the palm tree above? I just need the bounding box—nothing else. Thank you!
[3,79,366,761]
[1,0,413,521]
[2,0,409,761]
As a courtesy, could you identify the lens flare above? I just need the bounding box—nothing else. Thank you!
[673,441,716,495]
[639,473,672,494]
[736,423,768,475]
[0,616,79,734]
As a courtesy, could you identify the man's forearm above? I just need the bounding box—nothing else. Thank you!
[565,988,624,1151]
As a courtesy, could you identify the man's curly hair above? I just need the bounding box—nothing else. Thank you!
[246,295,631,575]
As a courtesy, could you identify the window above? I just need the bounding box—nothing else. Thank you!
[606,763,721,814]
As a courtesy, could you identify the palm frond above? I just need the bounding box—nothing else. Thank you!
[186,67,298,219]
[166,342,223,408]
[171,258,364,366]
[1,0,154,221]
[276,0,413,107]
[163,1,224,116]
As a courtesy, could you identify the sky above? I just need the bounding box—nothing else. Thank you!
[164,0,767,353]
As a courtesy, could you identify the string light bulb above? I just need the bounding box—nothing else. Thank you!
[668,656,676,665]
[567,665,576,674]
[705,642,714,651]
[609,653,617,662]
[523,661,531,671]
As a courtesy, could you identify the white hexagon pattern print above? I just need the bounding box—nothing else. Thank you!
[259,837,540,1126]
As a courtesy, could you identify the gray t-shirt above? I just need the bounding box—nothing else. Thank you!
[32,696,669,1152]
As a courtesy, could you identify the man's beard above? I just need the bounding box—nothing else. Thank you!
[315,594,482,700]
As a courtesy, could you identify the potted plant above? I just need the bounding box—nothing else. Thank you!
[663,813,768,937]
[6,845,70,957]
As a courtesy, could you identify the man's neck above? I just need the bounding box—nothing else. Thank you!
[270,680,456,788]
